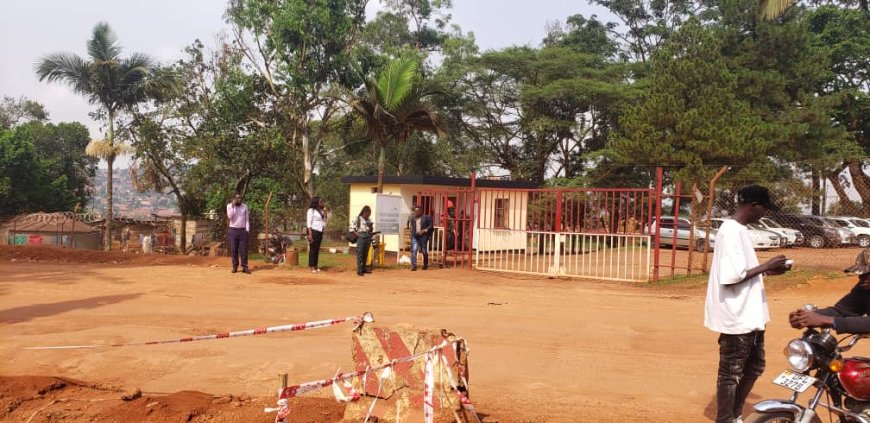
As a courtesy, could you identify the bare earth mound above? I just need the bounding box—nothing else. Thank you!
[0,376,343,422]
[0,245,227,266]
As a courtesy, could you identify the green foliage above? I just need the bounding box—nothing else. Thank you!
[0,96,49,130]
[344,55,446,192]
[609,19,777,185]
[0,121,94,217]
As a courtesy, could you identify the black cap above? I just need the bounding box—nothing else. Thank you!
[737,185,780,211]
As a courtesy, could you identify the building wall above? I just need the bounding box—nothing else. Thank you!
[348,183,423,255]
[3,231,101,250]
[476,190,528,251]
[172,219,211,249]
[347,183,530,254]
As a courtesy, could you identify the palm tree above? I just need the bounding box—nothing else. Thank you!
[759,0,796,20]
[344,57,446,193]
[36,22,162,250]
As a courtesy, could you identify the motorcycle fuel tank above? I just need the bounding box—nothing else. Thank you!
[839,359,870,401]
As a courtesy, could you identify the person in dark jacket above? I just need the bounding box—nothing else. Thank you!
[409,206,433,271]
[790,249,870,333]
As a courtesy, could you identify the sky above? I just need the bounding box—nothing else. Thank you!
[0,0,612,161]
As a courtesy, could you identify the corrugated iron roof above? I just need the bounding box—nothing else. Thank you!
[1,213,100,233]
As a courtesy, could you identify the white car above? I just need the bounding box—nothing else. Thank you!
[829,217,870,248]
[647,217,712,252]
[752,217,803,247]
[811,216,857,246]
[711,218,781,250]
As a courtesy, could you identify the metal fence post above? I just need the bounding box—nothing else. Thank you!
[653,167,664,282]
[702,166,729,272]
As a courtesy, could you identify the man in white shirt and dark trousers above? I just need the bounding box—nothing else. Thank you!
[226,193,251,274]
[705,185,790,423]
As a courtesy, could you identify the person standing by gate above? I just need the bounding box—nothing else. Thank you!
[353,206,374,276]
[226,193,250,274]
[306,197,327,273]
[409,206,433,271]
[705,185,789,423]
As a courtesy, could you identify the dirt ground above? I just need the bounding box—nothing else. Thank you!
[1,245,868,422]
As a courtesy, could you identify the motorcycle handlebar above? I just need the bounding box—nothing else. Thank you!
[839,334,869,352]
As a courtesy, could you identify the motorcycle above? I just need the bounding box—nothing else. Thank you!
[263,233,293,265]
[747,305,870,423]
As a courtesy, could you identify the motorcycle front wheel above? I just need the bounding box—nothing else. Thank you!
[745,411,821,423]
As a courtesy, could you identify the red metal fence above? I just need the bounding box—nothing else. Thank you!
[474,187,654,281]
[405,171,674,282]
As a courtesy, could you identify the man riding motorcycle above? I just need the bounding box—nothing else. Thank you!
[790,249,870,334]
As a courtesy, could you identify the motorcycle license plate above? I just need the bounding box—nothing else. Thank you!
[772,370,817,393]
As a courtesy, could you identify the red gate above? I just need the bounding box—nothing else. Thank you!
[474,187,654,281]
[416,185,476,269]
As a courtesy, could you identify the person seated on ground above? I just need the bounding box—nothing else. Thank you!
[790,249,870,334]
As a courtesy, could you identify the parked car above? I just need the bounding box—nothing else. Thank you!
[754,217,804,247]
[811,216,857,247]
[769,214,843,248]
[829,216,870,248]
[748,223,788,247]
[647,217,711,252]
[711,218,782,250]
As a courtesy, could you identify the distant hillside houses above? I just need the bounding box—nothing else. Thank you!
[89,168,179,216]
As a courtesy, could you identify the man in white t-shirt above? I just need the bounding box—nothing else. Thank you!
[705,185,789,423]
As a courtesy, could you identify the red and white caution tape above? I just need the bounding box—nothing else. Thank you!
[423,352,435,423]
[269,339,456,422]
[439,352,483,423]
[267,338,483,423]
[24,312,374,350]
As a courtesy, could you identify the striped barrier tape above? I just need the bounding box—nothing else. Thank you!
[424,351,435,423]
[24,312,375,350]
[267,338,481,423]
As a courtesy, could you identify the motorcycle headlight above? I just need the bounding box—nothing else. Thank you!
[785,339,814,372]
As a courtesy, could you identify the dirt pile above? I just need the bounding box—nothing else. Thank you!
[0,376,345,422]
[0,245,227,266]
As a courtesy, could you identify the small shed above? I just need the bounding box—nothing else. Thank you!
[341,175,537,254]
[1,213,101,250]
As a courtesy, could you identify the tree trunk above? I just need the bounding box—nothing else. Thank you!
[811,166,821,215]
[828,172,851,213]
[848,161,870,216]
[105,109,115,251]
[179,210,188,254]
[377,144,385,193]
[302,122,314,199]
[105,155,114,251]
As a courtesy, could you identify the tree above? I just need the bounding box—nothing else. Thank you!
[805,6,870,213]
[0,96,49,129]
[123,65,205,252]
[24,121,96,209]
[609,19,777,186]
[343,56,446,192]
[0,122,94,217]
[36,22,167,249]
[226,0,368,200]
[589,0,700,62]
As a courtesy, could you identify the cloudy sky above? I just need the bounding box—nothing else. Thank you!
[0,0,611,167]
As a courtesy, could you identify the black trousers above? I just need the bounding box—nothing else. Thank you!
[308,230,323,268]
[356,233,372,273]
[716,331,765,423]
[228,227,248,270]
